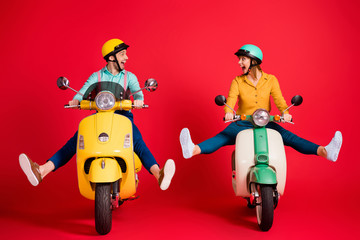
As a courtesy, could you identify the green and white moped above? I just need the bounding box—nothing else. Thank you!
[215,95,303,231]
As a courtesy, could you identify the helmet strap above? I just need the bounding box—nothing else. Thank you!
[110,54,122,74]
[246,60,260,75]
[244,61,252,75]
[107,55,123,75]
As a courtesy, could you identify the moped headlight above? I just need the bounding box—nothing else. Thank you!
[252,109,270,127]
[99,133,109,142]
[95,91,115,110]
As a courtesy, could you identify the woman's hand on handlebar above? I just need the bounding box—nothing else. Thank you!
[225,112,234,121]
[133,100,144,109]
[283,113,292,122]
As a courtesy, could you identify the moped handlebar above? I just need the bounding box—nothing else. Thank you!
[223,114,294,124]
[64,104,80,109]
[281,117,294,124]
[223,115,242,123]
[64,101,149,110]
[132,104,149,108]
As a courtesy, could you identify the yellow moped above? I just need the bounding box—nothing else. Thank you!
[57,76,158,235]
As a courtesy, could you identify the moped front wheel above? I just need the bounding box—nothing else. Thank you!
[256,185,274,231]
[95,183,112,235]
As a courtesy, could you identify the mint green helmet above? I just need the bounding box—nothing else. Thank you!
[235,44,263,65]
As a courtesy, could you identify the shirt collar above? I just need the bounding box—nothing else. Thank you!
[242,70,268,81]
[261,71,269,80]
[103,65,124,77]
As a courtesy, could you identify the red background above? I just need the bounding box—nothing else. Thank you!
[1,0,359,239]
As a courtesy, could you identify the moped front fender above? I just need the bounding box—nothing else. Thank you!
[249,165,277,185]
[88,158,122,183]
[78,158,122,200]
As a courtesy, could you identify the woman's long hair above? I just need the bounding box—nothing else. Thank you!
[243,59,262,79]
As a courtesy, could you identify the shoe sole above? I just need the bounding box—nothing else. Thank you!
[333,131,343,161]
[160,159,175,191]
[326,131,343,162]
[180,128,192,159]
[19,153,39,186]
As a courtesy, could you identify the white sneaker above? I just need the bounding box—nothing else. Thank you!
[180,128,195,159]
[159,159,175,191]
[325,131,343,162]
[19,153,42,186]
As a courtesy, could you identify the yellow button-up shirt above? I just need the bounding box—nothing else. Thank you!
[225,71,289,115]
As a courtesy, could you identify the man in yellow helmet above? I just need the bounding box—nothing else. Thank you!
[102,39,129,75]
[19,39,175,191]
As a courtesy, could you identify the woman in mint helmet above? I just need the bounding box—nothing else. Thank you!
[179,44,343,162]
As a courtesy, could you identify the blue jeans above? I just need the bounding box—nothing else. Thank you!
[48,111,158,173]
[198,121,319,155]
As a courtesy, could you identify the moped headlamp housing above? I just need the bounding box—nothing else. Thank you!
[95,91,116,110]
[252,109,270,127]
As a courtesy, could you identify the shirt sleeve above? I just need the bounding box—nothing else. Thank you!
[225,78,239,113]
[73,72,98,102]
[270,75,289,114]
[127,72,144,101]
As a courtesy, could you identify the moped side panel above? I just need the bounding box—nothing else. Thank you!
[233,129,255,197]
[233,128,287,197]
[77,112,138,200]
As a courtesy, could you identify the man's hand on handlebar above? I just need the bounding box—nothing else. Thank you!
[69,99,80,106]
[134,100,144,109]
[65,99,80,108]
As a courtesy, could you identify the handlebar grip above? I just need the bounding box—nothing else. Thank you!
[223,115,241,122]
[131,104,149,108]
[64,104,80,109]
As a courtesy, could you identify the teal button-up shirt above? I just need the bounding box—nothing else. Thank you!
[73,66,144,102]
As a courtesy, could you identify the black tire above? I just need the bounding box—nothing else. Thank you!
[256,185,274,231]
[95,183,112,235]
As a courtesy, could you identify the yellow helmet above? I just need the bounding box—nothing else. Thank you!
[102,39,129,61]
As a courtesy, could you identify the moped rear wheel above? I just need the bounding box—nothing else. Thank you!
[95,183,112,235]
[256,185,274,231]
